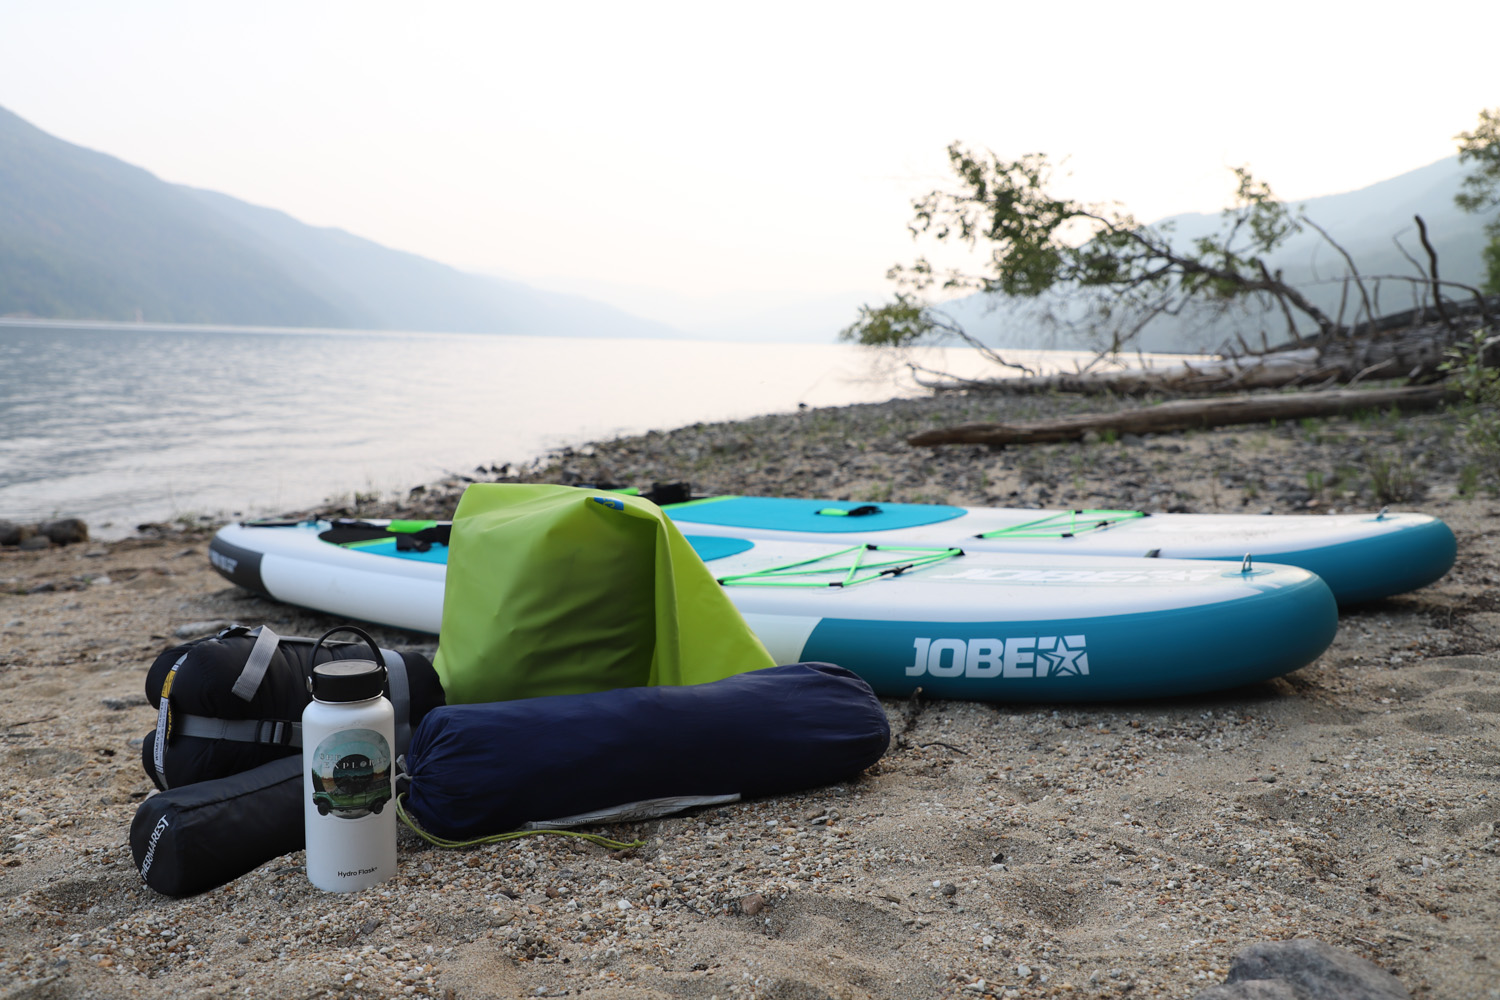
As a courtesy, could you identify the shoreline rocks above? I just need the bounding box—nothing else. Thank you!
[0,517,89,549]
[288,388,1476,530]
[1194,939,1412,999]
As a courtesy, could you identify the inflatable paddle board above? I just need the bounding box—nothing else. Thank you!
[663,498,1454,605]
[210,518,1337,702]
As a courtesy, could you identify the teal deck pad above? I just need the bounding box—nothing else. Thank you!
[683,535,755,562]
[669,496,967,533]
[341,538,451,565]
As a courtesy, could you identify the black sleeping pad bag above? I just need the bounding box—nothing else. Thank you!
[131,756,302,898]
[141,624,444,791]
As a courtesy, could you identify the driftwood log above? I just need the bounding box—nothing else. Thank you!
[907,385,1450,447]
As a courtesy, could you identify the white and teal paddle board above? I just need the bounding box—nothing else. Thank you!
[663,497,1454,605]
[210,517,1338,702]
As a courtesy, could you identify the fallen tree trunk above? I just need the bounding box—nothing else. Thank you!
[917,298,1499,397]
[906,385,1451,447]
[916,349,1323,396]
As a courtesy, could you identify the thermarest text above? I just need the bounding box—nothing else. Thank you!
[904,636,1089,679]
[140,815,169,878]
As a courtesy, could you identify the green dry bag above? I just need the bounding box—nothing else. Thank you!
[433,484,774,704]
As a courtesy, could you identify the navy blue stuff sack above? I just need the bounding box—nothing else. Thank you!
[401,662,890,840]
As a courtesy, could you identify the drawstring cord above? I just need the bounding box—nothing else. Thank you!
[394,793,645,852]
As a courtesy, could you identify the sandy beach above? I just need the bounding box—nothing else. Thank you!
[2,391,1497,999]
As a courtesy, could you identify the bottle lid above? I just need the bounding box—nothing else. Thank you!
[309,659,385,703]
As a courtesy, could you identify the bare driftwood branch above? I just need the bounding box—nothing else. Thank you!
[1414,214,1456,335]
[1330,275,1494,331]
[1258,259,1304,344]
[906,385,1449,447]
[1301,216,1375,334]
[1391,235,1431,315]
[922,310,1039,377]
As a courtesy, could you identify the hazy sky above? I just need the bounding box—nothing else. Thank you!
[1,0,1495,326]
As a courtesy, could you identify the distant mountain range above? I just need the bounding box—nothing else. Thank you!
[0,104,686,337]
[2,101,1489,349]
[937,155,1489,352]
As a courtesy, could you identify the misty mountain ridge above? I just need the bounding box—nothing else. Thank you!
[0,104,686,339]
[1,101,1487,348]
[935,155,1488,353]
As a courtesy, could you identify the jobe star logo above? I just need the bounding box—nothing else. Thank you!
[904,635,1089,679]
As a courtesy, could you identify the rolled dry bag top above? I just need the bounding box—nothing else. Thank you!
[433,484,775,705]
[130,755,303,898]
[400,662,891,841]
[142,624,444,791]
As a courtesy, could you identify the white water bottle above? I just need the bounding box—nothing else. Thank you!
[302,627,398,893]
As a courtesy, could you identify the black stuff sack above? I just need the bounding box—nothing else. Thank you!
[130,755,302,898]
[400,662,890,841]
[142,624,445,791]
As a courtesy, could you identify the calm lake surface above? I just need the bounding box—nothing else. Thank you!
[0,322,1180,537]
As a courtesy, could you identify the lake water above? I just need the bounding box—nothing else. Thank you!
[0,322,1182,537]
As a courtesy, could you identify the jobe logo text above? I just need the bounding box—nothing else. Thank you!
[904,636,1089,679]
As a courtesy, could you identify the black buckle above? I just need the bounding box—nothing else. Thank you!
[256,720,297,746]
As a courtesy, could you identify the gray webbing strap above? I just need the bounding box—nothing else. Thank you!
[176,714,302,748]
[383,648,412,755]
[230,625,281,702]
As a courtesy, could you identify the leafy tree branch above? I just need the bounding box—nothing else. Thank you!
[1455,107,1500,294]
[845,143,1336,355]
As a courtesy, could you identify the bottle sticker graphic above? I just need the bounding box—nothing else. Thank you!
[308,728,392,819]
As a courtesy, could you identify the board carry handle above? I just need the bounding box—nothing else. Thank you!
[816,505,882,517]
